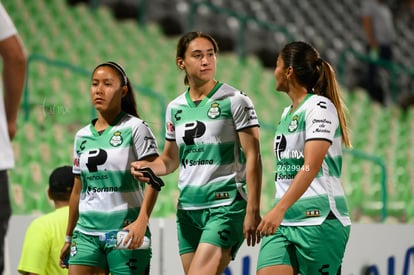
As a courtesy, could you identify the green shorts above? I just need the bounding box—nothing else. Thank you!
[69,230,152,274]
[257,218,350,274]
[176,199,246,259]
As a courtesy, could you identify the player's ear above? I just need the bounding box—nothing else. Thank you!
[47,188,53,200]
[286,66,294,79]
[121,86,128,97]
[176,58,184,70]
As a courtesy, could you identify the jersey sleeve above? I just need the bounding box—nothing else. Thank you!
[305,98,339,143]
[165,102,176,141]
[132,120,159,160]
[231,91,260,131]
[17,219,49,274]
[0,3,17,40]
[72,132,81,175]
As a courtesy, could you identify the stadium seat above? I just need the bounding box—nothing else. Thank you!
[3,0,413,222]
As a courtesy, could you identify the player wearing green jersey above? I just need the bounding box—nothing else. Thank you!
[60,62,160,275]
[131,31,262,275]
[256,41,352,275]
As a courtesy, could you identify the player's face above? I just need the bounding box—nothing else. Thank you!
[90,66,126,114]
[180,37,216,85]
[274,55,288,93]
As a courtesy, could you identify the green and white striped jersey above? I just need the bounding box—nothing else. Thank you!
[274,94,351,226]
[165,81,259,210]
[72,112,158,235]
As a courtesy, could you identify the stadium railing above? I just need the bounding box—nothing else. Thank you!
[22,53,168,147]
[337,48,414,103]
[186,1,294,61]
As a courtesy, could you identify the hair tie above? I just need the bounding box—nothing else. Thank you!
[317,58,323,65]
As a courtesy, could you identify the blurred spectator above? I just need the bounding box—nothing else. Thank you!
[18,166,74,275]
[0,2,27,274]
[397,0,414,27]
[361,0,396,105]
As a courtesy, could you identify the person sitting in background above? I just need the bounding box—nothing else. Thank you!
[18,166,74,275]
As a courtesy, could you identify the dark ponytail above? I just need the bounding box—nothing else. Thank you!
[279,42,351,147]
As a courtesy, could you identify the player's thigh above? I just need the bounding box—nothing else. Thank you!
[189,243,232,275]
[257,265,296,275]
[257,228,298,271]
[176,209,204,256]
[295,220,350,274]
[69,265,108,275]
[107,248,151,275]
[180,252,195,274]
[68,231,107,270]
[200,199,246,257]
[177,200,245,255]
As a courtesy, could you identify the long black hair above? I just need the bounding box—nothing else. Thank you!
[92,61,140,118]
[279,41,351,147]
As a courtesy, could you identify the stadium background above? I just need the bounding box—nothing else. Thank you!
[2,0,414,224]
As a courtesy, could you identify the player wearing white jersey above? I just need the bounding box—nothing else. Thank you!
[72,113,158,233]
[274,94,350,226]
[61,62,159,275]
[257,42,352,275]
[131,32,262,275]
[165,81,258,210]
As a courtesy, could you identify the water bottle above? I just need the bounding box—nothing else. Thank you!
[99,230,150,250]
[99,231,118,247]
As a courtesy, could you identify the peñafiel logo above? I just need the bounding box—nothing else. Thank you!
[183,120,206,145]
[274,134,287,161]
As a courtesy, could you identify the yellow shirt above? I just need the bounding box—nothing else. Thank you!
[18,206,69,275]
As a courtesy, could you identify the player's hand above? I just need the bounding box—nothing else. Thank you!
[130,162,150,183]
[244,208,261,246]
[122,220,147,249]
[59,242,71,269]
[256,207,283,238]
[131,164,164,191]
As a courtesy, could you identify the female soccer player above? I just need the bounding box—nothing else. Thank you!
[131,31,262,275]
[256,41,352,275]
[60,61,160,275]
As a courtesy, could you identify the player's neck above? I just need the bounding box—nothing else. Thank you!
[289,89,308,113]
[189,79,217,101]
[96,110,122,130]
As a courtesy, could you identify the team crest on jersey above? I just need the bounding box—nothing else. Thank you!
[109,131,123,147]
[207,102,221,119]
[70,241,77,257]
[288,115,299,132]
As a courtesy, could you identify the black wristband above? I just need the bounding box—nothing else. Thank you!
[139,167,165,191]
